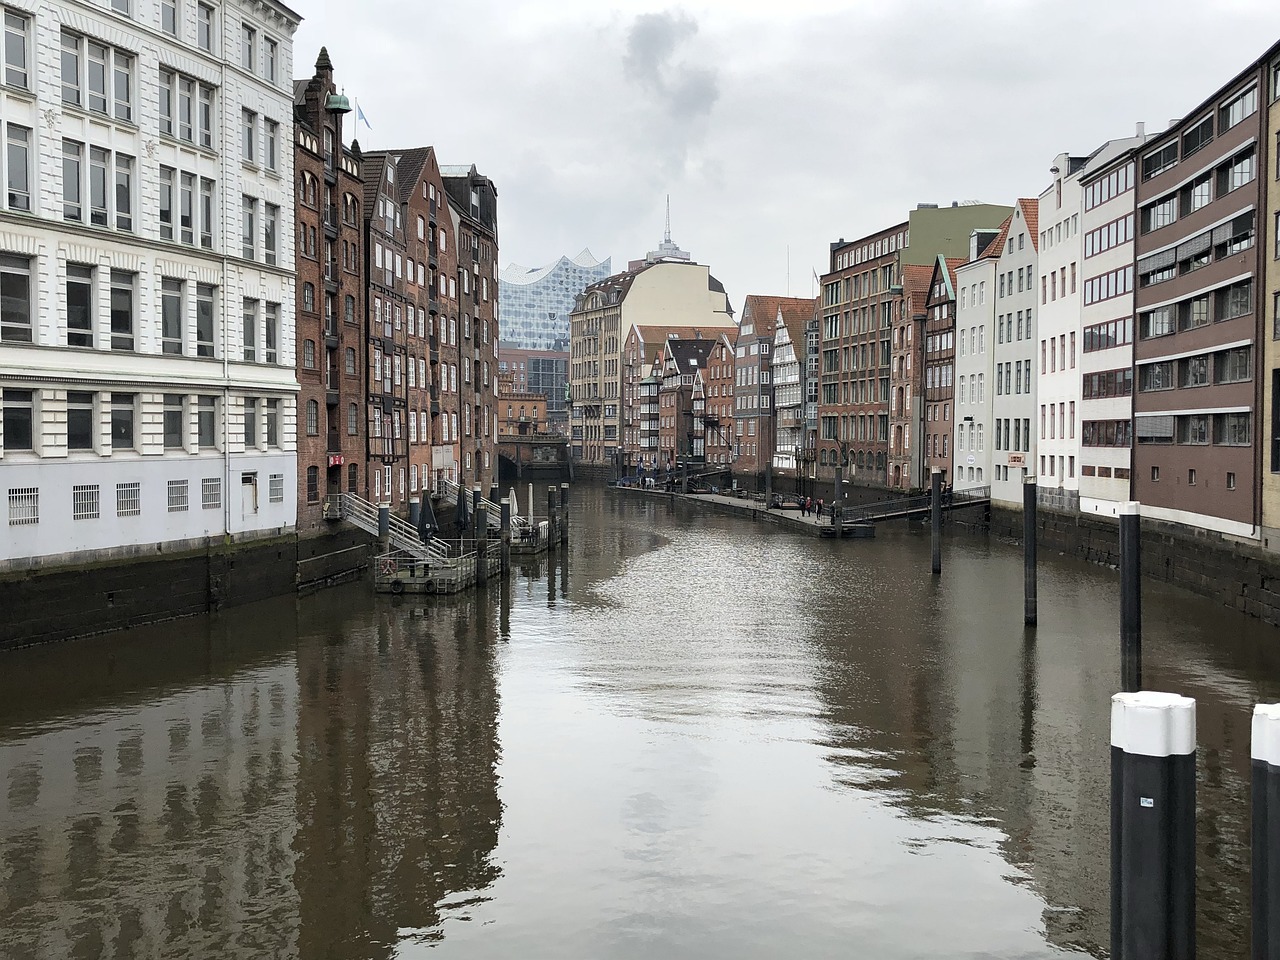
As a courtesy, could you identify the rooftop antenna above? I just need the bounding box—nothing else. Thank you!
[664,194,671,244]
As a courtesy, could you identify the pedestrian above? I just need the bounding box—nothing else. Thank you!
[818,498,824,518]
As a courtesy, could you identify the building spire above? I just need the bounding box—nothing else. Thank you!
[664,194,671,244]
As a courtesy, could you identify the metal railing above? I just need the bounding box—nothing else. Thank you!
[339,492,451,562]
[434,478,530,531]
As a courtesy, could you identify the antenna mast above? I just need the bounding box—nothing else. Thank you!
[664,195,671,243]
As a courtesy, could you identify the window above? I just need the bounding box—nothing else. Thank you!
[1216,279,1253,321]
[0,254,30,343]
[1214,412,1251,446]
[163,394,184,449]
[1179,355,1209,388]
[241,195,256,259]
[1141,195,1177,234]
[197,3,213,52]
[5,123,30,211]
[345,347,356,375]
[196,283,215,358]
[264,203,278,265]
[303,283,315,312]
[1215,346,1252,384]
[110,393,135,450]
[60,33,132,122]
[306,465,319,502]
[264,119,278,171]
[159,71,214,148]
[1179,296,1210,331]
[264,37,277,83]
[2,388,33,451]
[161,0,177,35]
[62,140,82,220]
[306,398,319,436]
[347,401,358,435]
[71,484,99,520]
[1219,87,1257,132]
[1180,174,1212,217]
[202,477,221,510]
[268,473,284,503]
[167,479,188,512]
[109,270,134,350]
[242,299,257,361]
[1181,115,1214,159]
[303,339,315,369]
[196,397,215,447]
[1218,148,1256,195]
[161,278,183,354]
[345,294,355,324]
[4,10,28,88]
[241,109,255,163]
[241,23,255,71]
[264,399,279,446]
[243,397,257,446]
[1139,307,1174,340]
[264,303,279,363]
[1139,362,1175,392]
[116,481,140,516]
[1178,415,1209,445]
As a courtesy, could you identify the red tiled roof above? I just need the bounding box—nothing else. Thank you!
[1018,198,1039,253]
[977,214,1014,260]
[740,295,817,341]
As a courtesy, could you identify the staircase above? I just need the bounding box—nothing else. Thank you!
[338,493,451,563]
[434,479,529,532]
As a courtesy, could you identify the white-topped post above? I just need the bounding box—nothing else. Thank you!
[1252,704,1280,958]
[1110,691,1196,960]
[930,468,942,575]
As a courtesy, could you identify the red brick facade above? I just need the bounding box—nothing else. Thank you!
[293,48,366,534]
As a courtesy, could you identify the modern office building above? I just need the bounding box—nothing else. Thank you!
[0,0,301,569]
[499,250,611,351]
[1133,53,1270,538]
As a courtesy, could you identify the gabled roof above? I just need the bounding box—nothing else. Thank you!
[901,263,933,318]
[629,324,722,366]
[1016,198,1039,253]
[663,338,716,376]
[977,214,1014,260]
[739,295,816,342]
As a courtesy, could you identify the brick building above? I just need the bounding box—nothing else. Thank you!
[1133,50,1271,539]
[890,263,932,490]
[498,372,549,435]
[732,295,815,483]
[923,256,964,484]
[704,333,737,468]
[442,165,500,493]
[657,338,716,469]
[497,340,569,434]
[293,48,364,534]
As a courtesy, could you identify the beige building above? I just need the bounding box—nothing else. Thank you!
[569,256,734,465]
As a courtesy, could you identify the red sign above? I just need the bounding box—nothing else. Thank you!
[327,454,345,467]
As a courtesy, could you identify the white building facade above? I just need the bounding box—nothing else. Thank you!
[1036,154,1086,509]
[1078,145,1142,517]
[990,199,1040,505]
[952,227,1001,490]
[0,0,300,569]
[772,318,802,472]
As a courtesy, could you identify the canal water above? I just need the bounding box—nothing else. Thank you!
[2,486,1278,959]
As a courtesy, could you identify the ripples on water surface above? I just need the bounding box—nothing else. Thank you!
[2,486,1279,958]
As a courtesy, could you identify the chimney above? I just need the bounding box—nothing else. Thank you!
[1135,121,1145,138]
[951,200,959,207]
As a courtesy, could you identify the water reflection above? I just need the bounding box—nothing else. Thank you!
[0,486,1276,958]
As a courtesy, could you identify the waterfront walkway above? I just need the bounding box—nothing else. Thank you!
[618,485,991,537]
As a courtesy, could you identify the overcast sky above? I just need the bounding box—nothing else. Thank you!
[293,0,1280,313]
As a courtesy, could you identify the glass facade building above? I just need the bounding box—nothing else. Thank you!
[499,250,611,350]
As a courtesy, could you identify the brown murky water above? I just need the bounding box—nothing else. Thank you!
[1,486,1277,958]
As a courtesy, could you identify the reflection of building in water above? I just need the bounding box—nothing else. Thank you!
[292,590,502,959]
[0,661,300,957]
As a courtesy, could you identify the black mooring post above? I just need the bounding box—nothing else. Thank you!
[560,481,569,544]
[377,503,390,541]
[1252,704,1280,960]
[930,468,942,575]
[499,497,511,575]
[476,506,488,587]
[1024,479,1038,626]
[1111,691,1196,960]
[1120,501,1142,693]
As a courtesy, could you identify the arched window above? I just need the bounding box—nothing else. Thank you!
[820,449,828,466]
[303,339,316,369]
[347,461,358,492]
[306,466,319,502]
[347,402,358,435]
[306,399,319,436]
[875,453,885,471]
[345,347,355,375]
[345,294,355,323]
